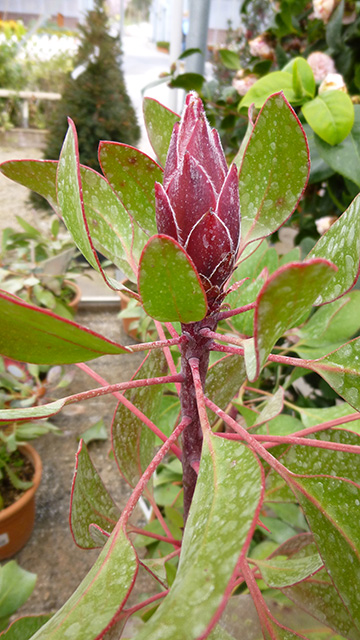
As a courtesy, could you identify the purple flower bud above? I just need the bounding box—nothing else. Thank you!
[155,93,241,305]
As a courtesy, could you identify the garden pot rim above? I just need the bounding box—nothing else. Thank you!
[0,443,42,522]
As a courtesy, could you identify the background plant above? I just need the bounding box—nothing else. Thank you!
[0,91,359,639]
[169,0,360,249]
[0,215,83,319]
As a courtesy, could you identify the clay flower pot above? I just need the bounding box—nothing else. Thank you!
[0,444,42,559]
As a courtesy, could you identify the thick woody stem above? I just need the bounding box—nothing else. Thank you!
[180,314,219,520]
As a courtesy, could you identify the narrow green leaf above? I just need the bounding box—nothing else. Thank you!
[308,192,360,304]
[0,561,37,619]
[143,98,180,166]
[0,159,59,213]
[0,398,66,423]
[57,120,127,291]
[302,91,354,146]
[30,525,138,640]
[112,350,166,488]
[239,72,295,110]
[70,441,120,549]
[239,93,310,248]
[250,260,337,381]
[138,235,207,323]
[0,615,52,640]
[218,49,241,70]
[98,142,162,238]
[133,434,263,640]
[205,354,247,425]
[253,553,323,588]
[290,58,316,99]
[0,291,128,365]
[311,338,360,410]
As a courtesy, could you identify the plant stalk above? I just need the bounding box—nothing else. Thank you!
[180,314,218,520]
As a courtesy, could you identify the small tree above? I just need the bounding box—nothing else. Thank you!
[42,0,140,172]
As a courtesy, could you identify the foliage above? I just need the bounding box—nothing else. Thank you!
[0,90,360,640]
[168,1,360,247]
[0,215,82,319]
[0,560,36,632]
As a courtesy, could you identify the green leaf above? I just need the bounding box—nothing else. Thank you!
[282,567,360,640]
[70,441,120,549]
[112,350,166,488]
[297,291,360,347]
[98,142,162,238]
[143,98,180,166]
[29,525,138,640]
[302,91,354,146]
[0,291,128,365]
[239,93,309,248]
[308,192,360,304]
[178,47,202,60]
[205,355,247,425]
[133,434,263,640]
[285,57,315,100]
[218,49,240,70]
[138,235,207,323]
[314,105,360,187]
[0,158,138,282]
[252,387,284,427]
[0,561,37,619]
[249,259,337,381]
[253,553,323,589]
[79,419,107,445]
[170,73,204,92]
[0,398,67,423]
[0,160,59,214]
[0,615,52,639]
[239,72,295,110]
[310,338,360,410]
[289,471,360,631]
[57,120,127,291]
[298,403,360,434]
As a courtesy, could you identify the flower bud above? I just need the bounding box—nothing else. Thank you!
[155,93,240,305]
[318,72,347,94]
[307,51,336,83]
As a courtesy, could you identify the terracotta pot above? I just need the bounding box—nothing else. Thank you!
[0,444,42,559]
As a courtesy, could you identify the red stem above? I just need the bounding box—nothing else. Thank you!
[217,302,256,321]
[211,342,312,370]
[127,334,186,352]
[122,590,168,616]
[155,320,182,397]
[127,525,181,547]
[216,432,360,454]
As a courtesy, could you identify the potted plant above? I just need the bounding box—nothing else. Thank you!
[0,92,360,639]
[0,215,82,319]
[0,357,72,559]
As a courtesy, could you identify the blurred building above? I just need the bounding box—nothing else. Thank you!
[0,0,94,28]
[150,0,243,49]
